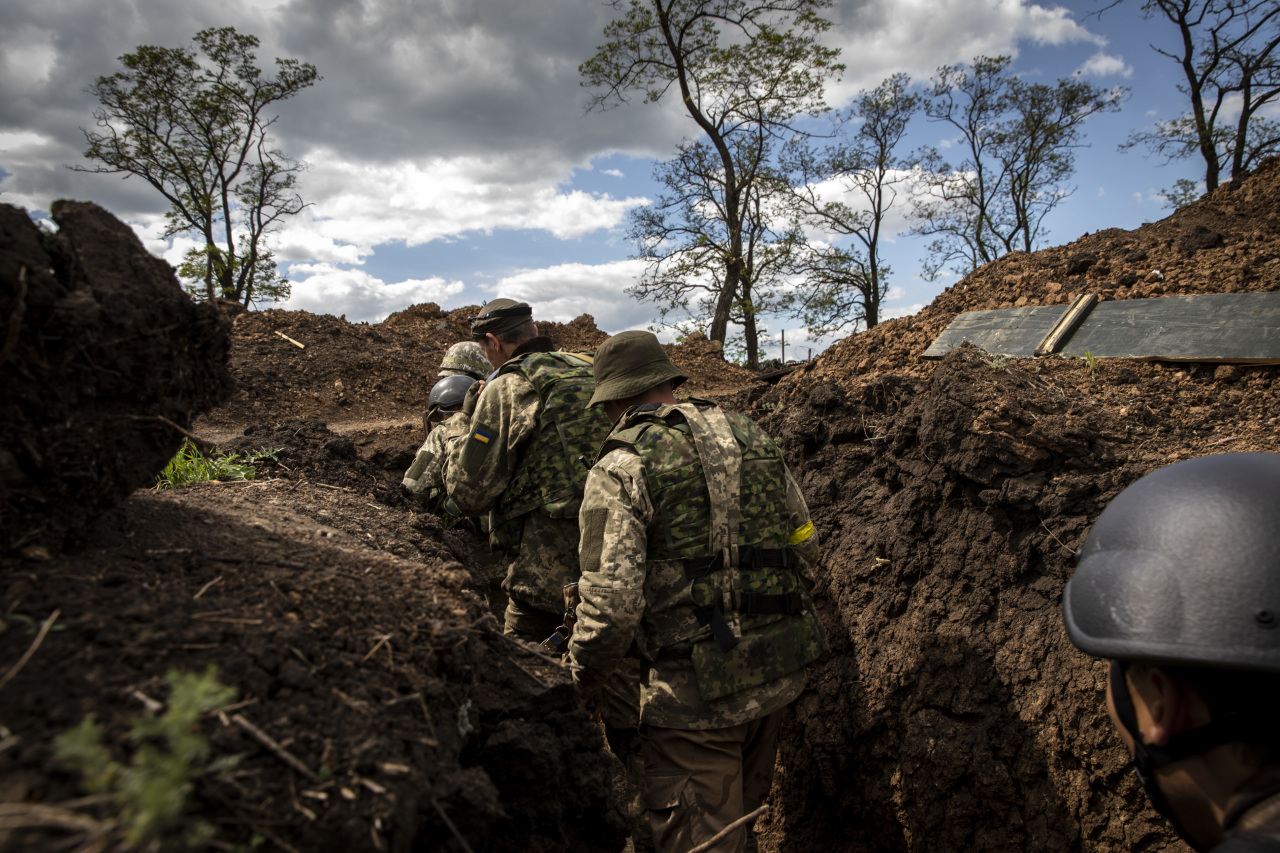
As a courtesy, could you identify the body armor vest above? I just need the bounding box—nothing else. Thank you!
[602,400,827,701]
[488,351,614,551]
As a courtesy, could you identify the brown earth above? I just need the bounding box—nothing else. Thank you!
[2,157,1279,853]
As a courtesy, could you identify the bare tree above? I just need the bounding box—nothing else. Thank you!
[910,56,1124,279]
[581,0,841,356]
[628,136,801,366]
[782,73,920,333]
[1117,0,1280,198]
[75,27,319,305]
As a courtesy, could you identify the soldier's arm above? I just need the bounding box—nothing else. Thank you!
[569,449,652,696]
[443,373,539,516]
[784,464,820,585]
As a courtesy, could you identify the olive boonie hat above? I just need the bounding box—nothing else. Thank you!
[470,299,532,337]
[438,341,490,380]
[589,330,687,406]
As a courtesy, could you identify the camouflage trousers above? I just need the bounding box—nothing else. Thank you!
[641,710,784,853]
[504,599,650,850]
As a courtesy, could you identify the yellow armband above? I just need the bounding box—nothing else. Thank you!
[788,521,815,546]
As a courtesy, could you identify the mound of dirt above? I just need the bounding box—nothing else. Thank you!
[749,159,1280,852]
[0,482,625,852]
[0,201,233,555]
[198,305,750,437]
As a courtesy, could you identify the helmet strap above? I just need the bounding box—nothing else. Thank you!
[1109,660,1251,853]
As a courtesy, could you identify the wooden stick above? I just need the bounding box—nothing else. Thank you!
[274,330,306,349]
[231,714,320,781]
[688,804,769,853]
[193,576,224,600]
[431,799,476,853]
[127,415,210,447]
[0,802,110,834]
[361,634,393,664]
[0,609,60,692]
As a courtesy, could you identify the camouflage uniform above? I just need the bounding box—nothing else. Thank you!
[570,398,825,853]
[403,412,468,516]
[444,337,612,623]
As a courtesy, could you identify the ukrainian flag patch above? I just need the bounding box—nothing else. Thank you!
[473,427,493,445]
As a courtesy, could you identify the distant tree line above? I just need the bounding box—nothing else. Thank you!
[585,0,1276,366]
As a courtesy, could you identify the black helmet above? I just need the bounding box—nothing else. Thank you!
[426,374,477,419]
[1063,453,1280,673]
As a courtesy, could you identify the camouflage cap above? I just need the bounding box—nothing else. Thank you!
[438,341,490,380]
[589,330,687,406]
[470,298,532,337]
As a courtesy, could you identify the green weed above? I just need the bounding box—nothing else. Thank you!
[154,440,280,490]
[986,355,1010,369]
[1083,350,1098,379]
[56,666,239,851]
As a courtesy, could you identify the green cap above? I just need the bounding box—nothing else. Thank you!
[470,298,532,337]
[589,330,687,406]
[438,341,490,380]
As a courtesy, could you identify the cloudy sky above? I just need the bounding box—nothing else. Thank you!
[1,0,1210,359]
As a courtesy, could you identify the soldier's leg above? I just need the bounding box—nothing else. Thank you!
[738,709,785,853]
[502,595,562,644]
[641,722,750,853]
[601,659,650,851]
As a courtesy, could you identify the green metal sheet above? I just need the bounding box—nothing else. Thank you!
[923,292,1280,363]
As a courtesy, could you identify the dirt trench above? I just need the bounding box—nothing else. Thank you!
[4,157,1280,853]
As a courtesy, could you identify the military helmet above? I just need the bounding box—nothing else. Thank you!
[438,341,490,381]
[1063,453,1280,673]
[426,374,477,419]
[589,330,688,406]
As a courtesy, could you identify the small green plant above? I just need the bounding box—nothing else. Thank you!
[1082,350,1098,379]
[154,440,280,489]
[986,354,1010,369]
[56,666,238,850]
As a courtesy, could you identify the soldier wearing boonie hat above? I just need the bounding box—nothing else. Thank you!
[569,330,827,853]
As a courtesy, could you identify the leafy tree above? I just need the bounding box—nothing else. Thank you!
[781,73,921,333]
[1116,0,1280,197]
[629,137,801,366]
[581,0,841,363]
[75,27,319,306]
[910,56,1124,279]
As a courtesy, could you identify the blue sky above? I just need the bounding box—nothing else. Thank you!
[0,0,1222,360]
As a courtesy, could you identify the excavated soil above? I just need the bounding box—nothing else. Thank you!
[2,157,1279,853]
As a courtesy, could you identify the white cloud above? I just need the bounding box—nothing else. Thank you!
[603,169,625,178]
[280,263,466,322]
[825,0,1107,100]
[1078,52,1133,78]
[481,259,653,334]
[276,150,648,256]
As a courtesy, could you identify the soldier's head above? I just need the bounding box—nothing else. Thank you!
[589,330,688,423]
[470,299,537,368]
[1062,453,1280,851]
[438,341,490,381]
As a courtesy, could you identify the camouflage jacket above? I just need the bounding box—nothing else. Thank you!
[569,399,823,730]
[404,414,469,517]
[443,339,604,612]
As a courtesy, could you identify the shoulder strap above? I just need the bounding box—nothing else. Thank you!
[682,403,744,646]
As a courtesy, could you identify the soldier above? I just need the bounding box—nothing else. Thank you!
[569,330,827,853]
[1063,453,1280,852]
[402,374,476,518]
[402,341,490,516]
[443,300,651,849]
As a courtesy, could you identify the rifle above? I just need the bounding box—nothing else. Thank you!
[540,582,580,655]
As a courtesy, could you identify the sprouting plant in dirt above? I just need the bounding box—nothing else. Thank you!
[986,354,1011,369]
[55,665,239,851]
[154,439,281,489]
[1082,350,1098,379]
